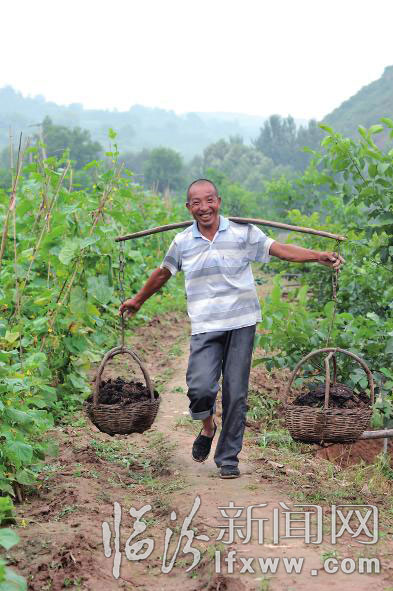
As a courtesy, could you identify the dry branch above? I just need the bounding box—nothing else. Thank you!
[0,133,26,270]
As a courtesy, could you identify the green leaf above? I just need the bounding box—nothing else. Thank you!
[385,337,393,354]
[15,469,36,486]
[377,162,390,175]
[68,373,87,390]
[0,528,20,550]
[6,409,33,428]
[0,567,27,591]
[79,236,99,249]
[4,332,19,344]
[58,240,78,265]
[324,301,334,318]
[368,124,384,135]
[4,442,33,469]
[0,480,14,496]
[319,124,334,134]
[69,286,87,316]
[87,276,113,305]
[380,117,393,128]
[358,126,367,139]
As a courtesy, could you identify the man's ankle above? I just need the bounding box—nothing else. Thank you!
[201,416,215,437]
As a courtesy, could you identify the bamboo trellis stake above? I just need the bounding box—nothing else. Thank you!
[115,217,346,242]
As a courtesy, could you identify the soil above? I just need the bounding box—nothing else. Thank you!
[87,378,156,405]
[292,382,371,409]
[7,288,393,590]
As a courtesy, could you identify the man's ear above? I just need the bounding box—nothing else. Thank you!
[186,201,190,212]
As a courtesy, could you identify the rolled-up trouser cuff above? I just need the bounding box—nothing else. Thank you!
[189,401,216,420]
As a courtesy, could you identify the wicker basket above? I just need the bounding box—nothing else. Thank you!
[285,347,374,444]
[84,345,160,435]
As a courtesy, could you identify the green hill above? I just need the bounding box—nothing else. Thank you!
[323,66,393,136]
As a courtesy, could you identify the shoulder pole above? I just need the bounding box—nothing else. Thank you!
[115,217,346,242]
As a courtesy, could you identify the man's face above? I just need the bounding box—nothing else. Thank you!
[186,183,221,231]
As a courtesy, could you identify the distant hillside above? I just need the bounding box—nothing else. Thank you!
[0,87,314,160]
[323,66,393,137]
[0,87,271,160]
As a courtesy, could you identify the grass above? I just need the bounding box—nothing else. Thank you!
[174,415,199,433]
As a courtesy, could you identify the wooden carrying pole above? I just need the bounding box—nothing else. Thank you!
[115,217,346,242]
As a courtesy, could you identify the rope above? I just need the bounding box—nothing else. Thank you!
[118,241,126,349]
[325,239,341,348]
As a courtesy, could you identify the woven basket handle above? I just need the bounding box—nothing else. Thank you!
[285,347,375,408]
[93,346,155,407]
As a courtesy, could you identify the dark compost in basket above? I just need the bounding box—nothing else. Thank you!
[84,346,160,436]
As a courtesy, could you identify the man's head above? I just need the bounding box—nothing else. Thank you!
[186,179,221,231]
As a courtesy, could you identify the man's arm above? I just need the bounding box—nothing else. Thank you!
[118,266,172,317]
[269,242,345,270]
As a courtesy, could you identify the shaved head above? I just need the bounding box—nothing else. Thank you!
[186,178,218,202]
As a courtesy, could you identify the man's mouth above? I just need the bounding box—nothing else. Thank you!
[200,213,212,220]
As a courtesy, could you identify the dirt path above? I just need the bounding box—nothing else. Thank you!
[10,312,393,590]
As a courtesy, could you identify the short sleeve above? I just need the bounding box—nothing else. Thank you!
[160,238,181,275]
[246,224,275,263]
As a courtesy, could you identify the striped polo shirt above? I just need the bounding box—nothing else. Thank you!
[160,215,275,335]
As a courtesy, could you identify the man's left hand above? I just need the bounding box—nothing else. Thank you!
[318,252,345,270]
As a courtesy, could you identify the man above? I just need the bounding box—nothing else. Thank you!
[119,179,344,479]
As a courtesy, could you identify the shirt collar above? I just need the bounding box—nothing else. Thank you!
[192,215,229,238]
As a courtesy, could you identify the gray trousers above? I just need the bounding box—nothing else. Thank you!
[186,324,256,467]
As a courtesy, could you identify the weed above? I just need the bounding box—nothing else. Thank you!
[169,343,182,357]
[206,542,226,559]
[258,429,304,452]
[61,415,87,428]
[374,452,393,480]
[63,577,84,589]
[247,391,280,426]
[96,490,111,503]
[90,439,146,470]
[321,550,339,563]
[55,505,78,521]
[258,577,271,591]
[174,416,198,432]
[171,386,185,393]
[146,431,175,476]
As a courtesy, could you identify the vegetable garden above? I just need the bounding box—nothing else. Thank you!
[1,121,393,589]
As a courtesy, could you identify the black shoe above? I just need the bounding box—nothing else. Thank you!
[192,422,217,463]
[219,465,240,479]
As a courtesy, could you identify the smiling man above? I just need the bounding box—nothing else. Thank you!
[119,179,344,479]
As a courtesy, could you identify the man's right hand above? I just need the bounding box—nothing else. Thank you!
[119,298,141,317]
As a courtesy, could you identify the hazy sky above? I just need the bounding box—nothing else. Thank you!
[2,0,392,119]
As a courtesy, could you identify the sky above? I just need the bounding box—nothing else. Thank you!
[1,0,392,119]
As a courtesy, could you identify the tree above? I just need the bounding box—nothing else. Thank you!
[143,147,184,193]
[118,149,151,181]
[254,115,323,170]
[190,136,274,192]
[40,117,102,169]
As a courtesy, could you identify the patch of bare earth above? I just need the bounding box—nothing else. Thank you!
[8,310,393,590]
